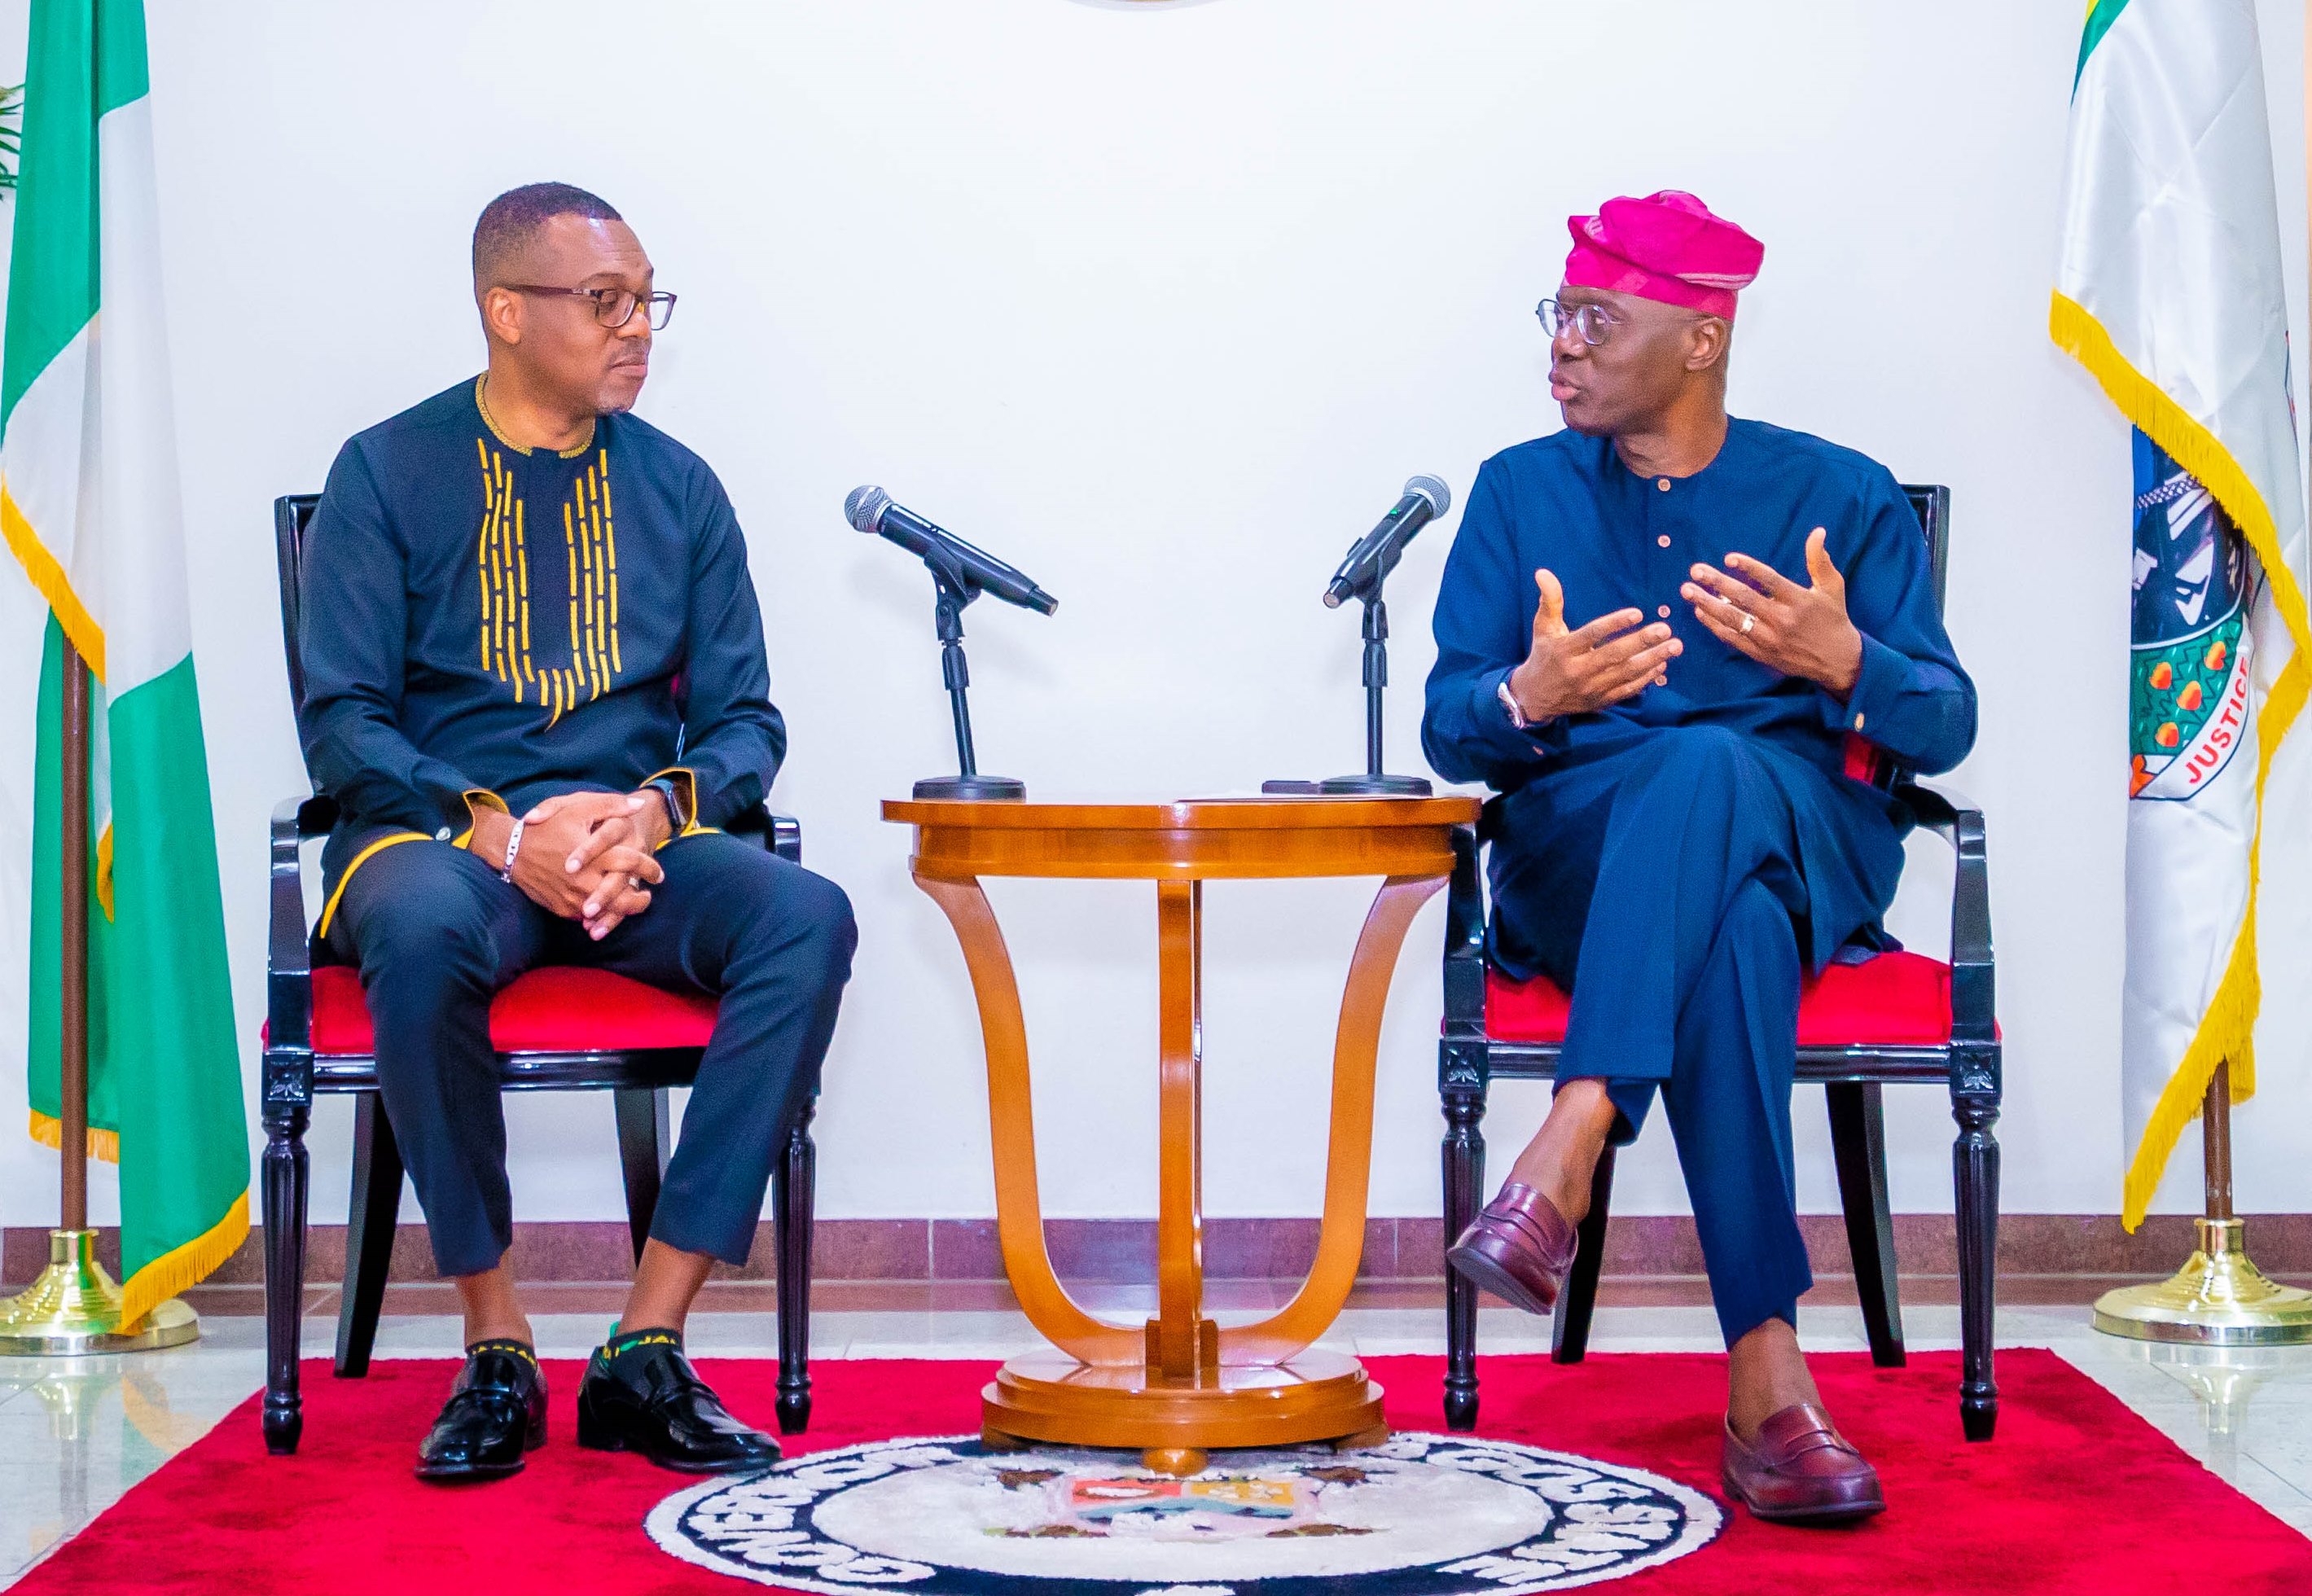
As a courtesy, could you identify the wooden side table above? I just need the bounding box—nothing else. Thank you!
[885,795,1480,1473]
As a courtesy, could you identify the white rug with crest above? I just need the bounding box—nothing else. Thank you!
[645,1432,1722,1594]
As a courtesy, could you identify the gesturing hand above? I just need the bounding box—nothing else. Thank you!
[513,792,667,939]
[1505,568,1682,723]
[1682,528,1864,698]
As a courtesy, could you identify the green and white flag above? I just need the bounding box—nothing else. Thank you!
[0,0,246,1324]
[2052,0,2310,1229]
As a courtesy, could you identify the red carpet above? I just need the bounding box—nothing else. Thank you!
[18,1351,2307,1593]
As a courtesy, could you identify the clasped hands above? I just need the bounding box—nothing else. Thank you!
[1505,528,1863,722]
[469,791,670,940]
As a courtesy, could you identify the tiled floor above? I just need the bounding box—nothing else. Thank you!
[0,1279,2307,1585]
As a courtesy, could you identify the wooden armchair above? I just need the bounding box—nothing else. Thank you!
[259,493,818,1455]
[1436,484,2002,1440]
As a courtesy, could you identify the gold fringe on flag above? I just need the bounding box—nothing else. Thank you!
[29,1107,117,1164]
[20,1117,249,1331]
[116,1193,247,1333]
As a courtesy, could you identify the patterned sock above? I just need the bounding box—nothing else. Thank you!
[466,1338,537,1366]
[601,1325,683,1361]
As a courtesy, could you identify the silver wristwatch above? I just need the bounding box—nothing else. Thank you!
[1498,677,1533,731]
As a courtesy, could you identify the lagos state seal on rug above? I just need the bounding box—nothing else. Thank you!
[643,1432,1722,1594]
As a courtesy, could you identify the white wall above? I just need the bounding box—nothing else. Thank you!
[1,0,2308,1235]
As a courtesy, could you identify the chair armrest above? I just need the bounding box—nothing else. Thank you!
[1891,778,1975,840]
[1441,822,1488,1033]
[265,794,336,1055]
[1893,779,1995,1050]
[726,801,803,864]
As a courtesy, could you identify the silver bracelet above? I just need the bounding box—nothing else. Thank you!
[499,818,526,884]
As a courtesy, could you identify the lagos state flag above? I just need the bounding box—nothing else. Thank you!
[2051,0,2310,1229]
[0,0,247,1323]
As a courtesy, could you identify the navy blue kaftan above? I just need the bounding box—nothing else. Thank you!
[293,380,853,1278]
[1421,418,1976,1343]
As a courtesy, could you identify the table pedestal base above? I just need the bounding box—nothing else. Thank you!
[983,1348,1386,1475]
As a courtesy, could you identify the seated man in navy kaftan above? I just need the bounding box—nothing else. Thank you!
[299,183,856,1485]
[1423,191,1975,1526]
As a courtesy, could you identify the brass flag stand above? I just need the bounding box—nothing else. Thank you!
[2093,1063,2312,1345]
[0,639,196,1354]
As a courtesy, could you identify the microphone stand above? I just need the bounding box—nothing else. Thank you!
[1317,581,1431,796]
[914,547,1026,800]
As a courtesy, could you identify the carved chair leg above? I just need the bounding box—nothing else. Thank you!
[773,1098,818,1436]
[613,1087,673,1267]
[1551,1144,1615,1364]
[262,1099,311,1456]
[1441,1076,1487,1432]
[335,1094,405,1378]
[1953,1091,2001,1440]
[1826,1081,1906,1368]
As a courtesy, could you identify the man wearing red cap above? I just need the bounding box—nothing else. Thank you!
[1422,191,1975,1524]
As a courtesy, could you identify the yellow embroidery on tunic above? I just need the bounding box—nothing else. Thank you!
[603,456,622,674]
[477,441,621,724]
[476,442,538,705]
[515,498,533,687]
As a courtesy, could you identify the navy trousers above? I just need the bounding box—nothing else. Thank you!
[1489,725,1841,1347]
[327,831,857,1278]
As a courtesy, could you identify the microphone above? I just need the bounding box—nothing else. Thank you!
[845,485,1058,615]
[1323,475,1452,608]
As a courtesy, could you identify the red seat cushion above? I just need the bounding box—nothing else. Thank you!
[1483,949,1959,1047]
[303,965,720,1056]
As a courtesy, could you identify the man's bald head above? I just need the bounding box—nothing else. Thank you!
[472,182,623,292]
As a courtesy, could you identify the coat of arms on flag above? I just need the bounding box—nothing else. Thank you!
[2130,435,2255,804]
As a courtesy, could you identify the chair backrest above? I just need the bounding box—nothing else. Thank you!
[1887,482,1952,789]
[1898,483,1950,619]
[273,493,322,709]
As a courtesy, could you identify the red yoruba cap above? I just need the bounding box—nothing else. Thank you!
[1564,191,1763,318]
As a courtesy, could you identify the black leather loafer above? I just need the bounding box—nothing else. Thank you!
[415,1343,546,1483]
[576,1333,780,1473]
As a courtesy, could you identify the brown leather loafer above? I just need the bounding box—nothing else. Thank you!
[1721,1403,1885,1524]
[1444,1182,1577,1316]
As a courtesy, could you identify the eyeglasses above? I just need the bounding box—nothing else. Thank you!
[1536,296,1617,348]
[503,283,678,331]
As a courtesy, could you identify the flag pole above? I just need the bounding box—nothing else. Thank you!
[0,638,197,1354]
[59,637,89,1232]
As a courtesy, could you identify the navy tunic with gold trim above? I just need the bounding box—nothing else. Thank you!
[297,377,783,918]
[294,379,851,1280]
[1421,418,1976,1344]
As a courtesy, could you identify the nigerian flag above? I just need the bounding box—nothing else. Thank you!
[1,0,247,1324]
[2052,0,2310,1229]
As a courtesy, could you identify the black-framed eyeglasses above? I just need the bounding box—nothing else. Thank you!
[1536,296,1616,348]
[504,283,677,331]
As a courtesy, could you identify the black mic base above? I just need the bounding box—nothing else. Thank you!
[913,774,1027,801]
[1316,772,1434,796]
